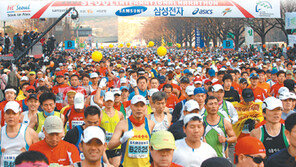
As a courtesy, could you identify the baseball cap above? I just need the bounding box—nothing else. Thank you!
[66,90,76,96]
[82,126,106,144]
[262,97,283,110]
[120,86,129,91]
[4,101,21,113]
[184,100,200,112]
[194,87,206,95]
[44,116,64,134]
[26,85,36,92]
[90,73,99,79]
[212,84,224,92]
[201,157,232,167]
[29,71,36,75]
[74,93,85,109]
[239,78,248,84]
[104,91,114,102]
[119,69,125,73]
[204,79,212,85]
[234,136,266,160]
[183,113,203,126]
[28,94,38,101]
[249,73,259,79]
[242,88,254,102]
[150,130,176,150]
[56,72,63,77]
[112,88,122,95]
[20,76,29,81]
[208,69,215,77]
[271,69,278,75]
[131,95,146,105]
[120,78,128,84]
[148,88,159,96]
[279,91,292,100]
[185,86,195,96]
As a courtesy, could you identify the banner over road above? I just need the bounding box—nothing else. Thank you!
[0,0,281,21]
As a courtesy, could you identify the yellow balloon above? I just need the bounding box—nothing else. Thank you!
[100,46,104,49]
[92,51,103,62]
[119,44,124,48]
[109,44,114,48]
[148,41,154,47]
[176,43,181,48]
[127,43,131,47]
[134,46,137,49]
[157,46,167,57]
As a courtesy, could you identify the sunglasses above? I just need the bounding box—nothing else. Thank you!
[245,155,266,164]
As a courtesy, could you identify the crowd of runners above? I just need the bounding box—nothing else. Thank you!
[0,43,295,167]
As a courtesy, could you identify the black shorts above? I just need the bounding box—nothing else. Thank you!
[106,149,122,158]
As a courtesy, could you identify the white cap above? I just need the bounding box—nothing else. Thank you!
[74,93,85,109]
[112,88,122,95]
[184,100,200,112]
[44,116,64,134]
[185,86,195,96]
[278,87,289,95]
[176,66,181,69]
[212,84,224,92]
[183,113,203,125]
[131,95,146,105]
[290,92,296,100]
[262,97,283,110]
[82,126,106,144]
[120,78,127,84]
[4,101,21,113]
[90,73,99,79]
[20,76,29,81]
[104,91,114,102]
[279,91,292,100]
[148,88,159,96]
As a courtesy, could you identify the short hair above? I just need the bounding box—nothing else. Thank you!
[285,113,296,132]
[277,70,286,77]
[70,74,79,80]
[222,74,233,82]
[205,96,218,104]
[150,77,159,83]
[184,116,203,128]
[15,151,49,165]
[137,76,147,83]
[217,71,225,76]
[241,71,248,77]
[163,84,173,92]
[257,69,266,74]
[39,92,56,105]
[36,86,50,94]
[84,105,101,118]
[82,74,90,79]
[21,83,30,90]
[152,91,167,103]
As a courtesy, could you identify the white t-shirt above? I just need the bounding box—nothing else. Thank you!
[172,138,217,167]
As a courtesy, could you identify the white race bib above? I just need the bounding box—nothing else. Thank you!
[128,140,149,158]
[71,120,84,129]
[2,154,17,167]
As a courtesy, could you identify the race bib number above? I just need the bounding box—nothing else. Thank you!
[71,120,84,129]
[2,154,17,167]
[106,132,113,143]
[128,140,149,158]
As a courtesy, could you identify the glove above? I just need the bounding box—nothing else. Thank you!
[130,78,137,88]
[120,130,134,144]
[99,78,107,88]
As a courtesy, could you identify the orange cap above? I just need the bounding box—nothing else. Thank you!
[235,136,266,156]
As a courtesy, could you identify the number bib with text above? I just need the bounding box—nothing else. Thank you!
[128,140,149,158]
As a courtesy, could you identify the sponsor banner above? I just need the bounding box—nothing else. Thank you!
[223,40,234,50]
[0,0,281,21]
[245,26,254,46]
[288,35,296,47]
[65,40,76,50]
[285,12,296,30]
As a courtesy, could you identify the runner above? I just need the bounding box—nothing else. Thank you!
[222,74,240,102]
[147,91,172,133]
[279,91,296,120]
[266,113,296,166]
[248,73,270,101]
[1,101,38,167]
[0,86,18,126]
[234,136,266,167]
[270,70,286,97]
[194,87,206,115]
[100,91,124,167]
[72,126,107,167]
[203,96,237,158]
[108,95,155,167]
[150,130,182,167]
[29,116,80,166]
[28,92,64,140]
[63,74,87,99]
[51,71,69,111]
[250,96,289,158]
[172,113,217,166]
[21,94,40,126]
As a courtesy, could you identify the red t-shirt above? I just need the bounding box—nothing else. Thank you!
[52,84,69,110]
[66,106,85,130]
[166,94,179,111]
[29,140,80,166]
[270,83,284,97]
[248,86,270,101]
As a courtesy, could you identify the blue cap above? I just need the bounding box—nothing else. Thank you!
[249,73,259,79]
[194,87,206,95]
[208,69,215,77]
[183,69,190,74]
[271,68,278,75]
[120,86,129,91]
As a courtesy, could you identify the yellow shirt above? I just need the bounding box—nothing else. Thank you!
[16,94,26,101]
